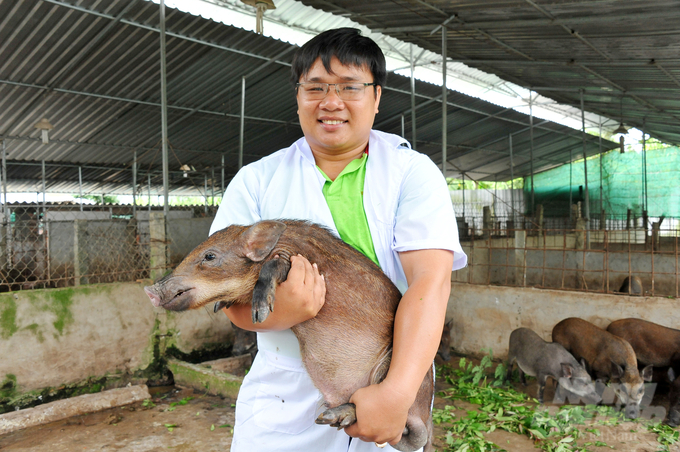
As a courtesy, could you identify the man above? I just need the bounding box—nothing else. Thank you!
[210,28,467,451]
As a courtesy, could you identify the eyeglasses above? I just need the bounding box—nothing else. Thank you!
[296,82,377,101]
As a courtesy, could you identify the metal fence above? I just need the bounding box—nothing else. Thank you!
[0,203,217,292]
[3,202,679,299]
[454,225,680,298]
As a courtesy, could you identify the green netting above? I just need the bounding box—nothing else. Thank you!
[523,146,680,218]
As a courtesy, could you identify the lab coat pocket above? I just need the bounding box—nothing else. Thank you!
[252,370,319,434]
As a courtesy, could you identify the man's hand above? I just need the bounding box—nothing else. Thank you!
[344,381,412,446]
[276,254,326,322]
[223,254,326,331]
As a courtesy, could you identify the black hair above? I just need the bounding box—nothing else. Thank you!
[290,28,387,91]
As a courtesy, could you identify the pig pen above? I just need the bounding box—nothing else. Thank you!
[2,281,680,451]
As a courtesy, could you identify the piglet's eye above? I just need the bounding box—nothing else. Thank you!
[204,253,216,261]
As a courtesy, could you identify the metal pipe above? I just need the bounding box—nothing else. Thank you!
[42,160,46,210]
[1,140,8,270]
[401,114,405,140]
[1,140,7,224]
[580,90,590,220]
[204,173,208,214]
[211,167,215,206]
[599,121,603,227]
[441,27,447,178]
[148,173,151,211]
[221,154,225,197]
[410,44,417,148]
[643,121,648,213]
[240,76,245,170]
[569,148,573,221]
[132,150,137,216]
[529,91,535,213]
[160,0,169,218]
[78,166,83,212]
[462,172,466,220]
[509,134,515,223]
[43,0,292,67]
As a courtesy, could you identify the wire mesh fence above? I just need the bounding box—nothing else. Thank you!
[2,202,679,299]
[0,203,218,292]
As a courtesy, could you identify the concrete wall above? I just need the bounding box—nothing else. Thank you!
[446,282,680,359]
[167,217,213,265]
[0,282,232,395]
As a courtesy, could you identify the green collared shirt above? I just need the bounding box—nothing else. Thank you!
[317,153,380,267]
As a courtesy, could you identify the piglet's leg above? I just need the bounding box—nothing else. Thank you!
[316,403,357,430]
[252,257,291,324]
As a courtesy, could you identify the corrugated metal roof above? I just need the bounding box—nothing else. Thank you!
[298,0,680,146]
[0,0,618,196]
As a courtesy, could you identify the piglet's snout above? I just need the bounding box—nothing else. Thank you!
[144,286,163,307]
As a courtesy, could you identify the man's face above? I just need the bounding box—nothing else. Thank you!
[296,56,381,157]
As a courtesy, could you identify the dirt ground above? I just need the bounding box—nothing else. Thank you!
[0,355,678,452]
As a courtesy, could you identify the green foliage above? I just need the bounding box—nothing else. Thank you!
[166,396,194,412]
[447,178,524,191]
[647,421,680,451]
[76,194,120,204]
[436,350,678,452]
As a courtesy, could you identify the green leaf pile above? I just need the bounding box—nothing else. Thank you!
[434,351,679,452]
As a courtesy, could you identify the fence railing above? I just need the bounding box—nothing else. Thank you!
[2,204,679,299]
[454,227,680,298]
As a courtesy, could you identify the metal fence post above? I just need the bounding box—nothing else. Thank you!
[73,219,89,286]
[240,77,245,170]
[410,44,417,148]
[132,150,137,217]
[441,26,447,178]
[515,230,526,287]
[160,0,170,218]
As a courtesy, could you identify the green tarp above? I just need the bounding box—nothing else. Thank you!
[524,146,680,218]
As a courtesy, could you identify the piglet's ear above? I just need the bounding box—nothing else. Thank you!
[241,221,287,262]
[560,363,574,379]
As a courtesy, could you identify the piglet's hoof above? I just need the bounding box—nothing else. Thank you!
[316,403,357,430]
[251,295,273,324]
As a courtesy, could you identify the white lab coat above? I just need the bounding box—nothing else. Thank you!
[210,130,467,452]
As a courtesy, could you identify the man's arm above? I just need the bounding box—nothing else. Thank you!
[223,255,326,332]
[345,248,453,445]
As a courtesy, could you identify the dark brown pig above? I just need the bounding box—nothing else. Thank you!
[231,322,257,359]
[144,220,434,452]
[607,319,680,368]
[436,319,453,362]
[619,276,643,295]
[607,318,680,426]
[552,318,653,419]
[667,368,680,427]
[506,327,600,404]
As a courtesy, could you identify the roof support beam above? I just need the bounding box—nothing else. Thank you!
[1,134,262,160]
[382,85,593,142]
[376,10,680,33]
[654,61,680,89]
[0,1,138,137]
[42,0,292,67]
[524,0,611,62]
[0,79,298,126]
[459,59,680,67]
